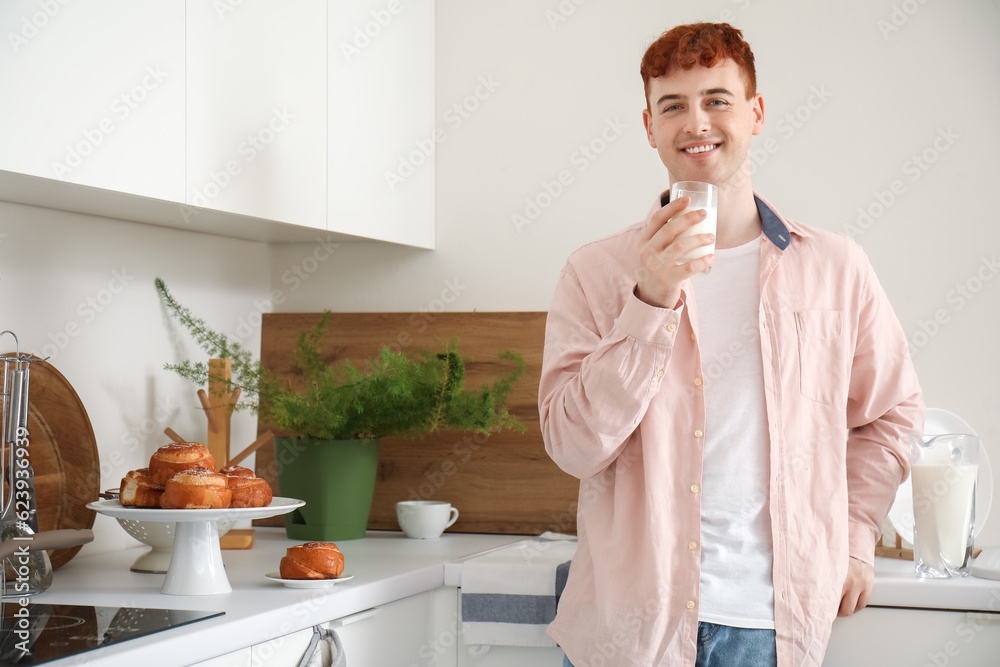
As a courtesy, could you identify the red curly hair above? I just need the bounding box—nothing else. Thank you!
[640,22,757,109]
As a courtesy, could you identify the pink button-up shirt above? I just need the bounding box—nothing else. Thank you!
[540,194,923,667]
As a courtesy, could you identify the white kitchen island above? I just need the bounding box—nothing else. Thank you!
[16,528,1000,666]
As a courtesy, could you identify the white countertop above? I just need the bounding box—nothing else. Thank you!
[18,531,1000,666]
[27,528,525,666]
[870,555,1000,612]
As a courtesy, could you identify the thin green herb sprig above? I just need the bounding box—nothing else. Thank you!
[156,277,264,411]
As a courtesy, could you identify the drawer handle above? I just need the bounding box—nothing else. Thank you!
[329,607,381,627]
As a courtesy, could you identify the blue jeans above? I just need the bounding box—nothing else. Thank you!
[562,622,777,667]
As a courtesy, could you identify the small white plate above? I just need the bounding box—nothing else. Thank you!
[265,573,353,589]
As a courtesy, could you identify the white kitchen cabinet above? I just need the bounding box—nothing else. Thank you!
[191,647,253,667]
[185,0,327,230]
[0,0,185,202]
[246,587,456,667]
[327,0,435,249]
[0,1,436,247]
[824,606,1000,666]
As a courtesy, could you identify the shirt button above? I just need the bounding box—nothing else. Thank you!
[686,600,696,610]
[688,541,699,550]
[690,484,700,493]
[691,333,696,341]
[694,429,704,438]
[656,369,664,377]
[694,377,703,386]
[666,323,677,332]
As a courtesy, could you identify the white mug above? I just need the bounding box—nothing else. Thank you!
[396,501,459,539]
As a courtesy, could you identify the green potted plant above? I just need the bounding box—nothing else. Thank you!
[155,279,526,539]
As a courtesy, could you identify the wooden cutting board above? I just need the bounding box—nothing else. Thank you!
[253,312,579,536]
[2,357,99,568]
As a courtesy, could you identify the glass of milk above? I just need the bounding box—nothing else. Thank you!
[669,181,718,269]
[910,433,980,578]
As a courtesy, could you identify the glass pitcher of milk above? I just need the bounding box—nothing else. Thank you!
[910,433,979,578]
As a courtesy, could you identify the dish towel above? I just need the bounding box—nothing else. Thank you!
[296,626,346,667]
[460,532,577,647]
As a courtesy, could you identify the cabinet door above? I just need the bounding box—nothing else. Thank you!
[186,0,327,229]
[251,627,313,666]
[328,0,435,248]
[330,588,457,667]
[249,588,456,667]
[191,647,252,667]
[824,606,1000,666]
[0,0,185,201]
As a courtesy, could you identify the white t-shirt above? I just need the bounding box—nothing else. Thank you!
[689,235,775,629]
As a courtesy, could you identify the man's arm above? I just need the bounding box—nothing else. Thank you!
[840,256,924,614]
[539,198,714,479]
[539,264,680,479]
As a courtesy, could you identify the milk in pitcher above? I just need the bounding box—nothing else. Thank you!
[912,462,977,577]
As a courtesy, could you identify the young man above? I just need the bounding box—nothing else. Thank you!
[539,23,923,667]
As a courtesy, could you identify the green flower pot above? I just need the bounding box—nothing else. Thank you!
[274,437,380,541]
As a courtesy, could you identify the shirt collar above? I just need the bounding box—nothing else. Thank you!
[657,190,805,252]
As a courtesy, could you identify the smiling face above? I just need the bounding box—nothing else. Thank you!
[642,59,764,188]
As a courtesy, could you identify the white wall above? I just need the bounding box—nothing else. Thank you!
[274,0,1000,545]
[0,202,270,554]
[1,0,997,559]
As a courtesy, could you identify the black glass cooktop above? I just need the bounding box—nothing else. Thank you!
[0,603,224,665]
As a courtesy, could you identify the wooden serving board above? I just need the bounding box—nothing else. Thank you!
[253,312,579,536]
[2,357,99,568]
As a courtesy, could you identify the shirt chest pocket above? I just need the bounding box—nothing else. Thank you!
[793,310,848,405]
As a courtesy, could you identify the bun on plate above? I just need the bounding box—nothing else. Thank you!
[279,542,345,580]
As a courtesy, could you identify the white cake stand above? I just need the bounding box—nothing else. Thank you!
[87,497,305,596]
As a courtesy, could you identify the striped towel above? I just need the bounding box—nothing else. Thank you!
[460,532,577,647]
